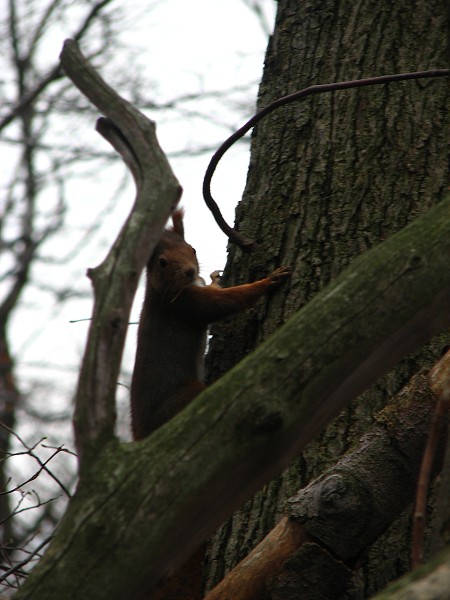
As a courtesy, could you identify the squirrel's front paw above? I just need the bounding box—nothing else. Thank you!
[268,266,291,286]
[209,270,222,287]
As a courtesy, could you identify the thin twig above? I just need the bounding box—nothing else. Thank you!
[0,535,53,585]
[411,355,450,568]
[41,443,77,457]
[0,421,73,497]
[0,491,58,526]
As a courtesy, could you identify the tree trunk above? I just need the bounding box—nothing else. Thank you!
[0,325,19,558]
[204,0,450,595]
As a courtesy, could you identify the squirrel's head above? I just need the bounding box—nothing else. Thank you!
[148,209,199,294]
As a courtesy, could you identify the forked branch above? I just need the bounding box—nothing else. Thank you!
[59,39,182,465]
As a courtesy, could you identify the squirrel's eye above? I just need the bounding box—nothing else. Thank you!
[159,257,168,268]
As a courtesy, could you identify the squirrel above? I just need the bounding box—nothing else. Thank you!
[130,209,290,440]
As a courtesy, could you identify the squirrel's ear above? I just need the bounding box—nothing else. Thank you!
[171,208,185,239]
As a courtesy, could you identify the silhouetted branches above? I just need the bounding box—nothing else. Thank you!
[0,420,74,592]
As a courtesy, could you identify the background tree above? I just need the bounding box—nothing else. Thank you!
[204,0,450,597]
[0,0,122,568]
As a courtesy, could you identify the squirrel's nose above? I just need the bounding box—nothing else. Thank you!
[185,268,196,280]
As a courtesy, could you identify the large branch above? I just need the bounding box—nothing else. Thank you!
[59,39,181,464]
[14,192,450,600]
[204,351,450,600]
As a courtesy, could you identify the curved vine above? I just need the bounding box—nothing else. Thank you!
[202,69,450,251]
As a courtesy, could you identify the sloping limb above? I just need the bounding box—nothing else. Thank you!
[59,40,182,465]
[14,192,450,600]
[204,351,450,600]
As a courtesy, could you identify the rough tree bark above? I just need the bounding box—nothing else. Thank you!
[11,39,450,600]
[204,0,450,596]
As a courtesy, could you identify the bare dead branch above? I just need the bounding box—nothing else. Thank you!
[59,39,181,463]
